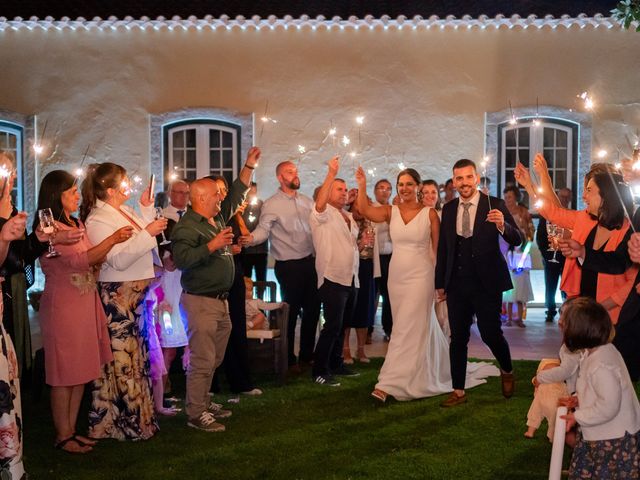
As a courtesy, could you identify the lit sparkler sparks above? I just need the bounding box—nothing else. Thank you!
[578,91,594,110]
[508,100,518,125]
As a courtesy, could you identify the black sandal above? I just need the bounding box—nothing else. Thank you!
[73,434,97,447]
[54,436,92,454]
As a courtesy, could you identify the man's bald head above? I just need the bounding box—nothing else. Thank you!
[276,161,300,191]
[190,178,221,218]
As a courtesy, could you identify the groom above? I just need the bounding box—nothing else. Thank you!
[435,159,521,407]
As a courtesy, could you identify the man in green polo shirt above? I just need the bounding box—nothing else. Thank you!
[172,146,260,432]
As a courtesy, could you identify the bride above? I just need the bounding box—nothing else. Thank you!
[355,166,498,402]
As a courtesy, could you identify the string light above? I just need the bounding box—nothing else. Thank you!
[297,145,306,155]
[397,162,406,170]
[341,136,350,147]
[596,149,608,159]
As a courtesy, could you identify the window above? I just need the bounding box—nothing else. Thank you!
[163,121,241,186]
[498,118,578,209]
[0,121,23,210]
[151,108,253,193]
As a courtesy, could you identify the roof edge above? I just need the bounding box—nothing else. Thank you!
[0,13,629,32]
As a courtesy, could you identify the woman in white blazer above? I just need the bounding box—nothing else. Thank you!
[81,162,167,441]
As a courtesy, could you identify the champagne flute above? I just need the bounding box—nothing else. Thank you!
[39,208,60,258]
[155,207,170,245]
[548,225,562,264]
[545,222,557,252]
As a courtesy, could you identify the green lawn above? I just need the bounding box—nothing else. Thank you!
[22,360,583,479]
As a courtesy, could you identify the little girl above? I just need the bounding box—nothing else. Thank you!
[560,297,640,479]
[244,277,282,330]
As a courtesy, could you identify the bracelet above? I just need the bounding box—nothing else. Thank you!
[245,164,256,170]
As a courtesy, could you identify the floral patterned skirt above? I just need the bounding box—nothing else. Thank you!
[88,280,158,441]
[569,428,640,479]
[0,287,24,479]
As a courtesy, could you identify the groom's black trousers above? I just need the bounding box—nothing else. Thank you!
[446,275,513,390]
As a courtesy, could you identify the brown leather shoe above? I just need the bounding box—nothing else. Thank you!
[440,392,467,408]
[501,372,515,398]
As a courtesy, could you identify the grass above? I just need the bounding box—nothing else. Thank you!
[21,360,588,479]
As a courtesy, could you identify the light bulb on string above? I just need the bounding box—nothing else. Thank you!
[33,144,44,154]
[597,149,608,159]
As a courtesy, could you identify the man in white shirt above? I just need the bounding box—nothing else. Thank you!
[240,161,320,369]
[373,179,393,340]
[309,157,360,386]
[160,178,190,394]
[164,179,190,221]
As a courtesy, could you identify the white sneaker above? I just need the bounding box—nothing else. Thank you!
[187,411,226,432]
[241,388,263,396]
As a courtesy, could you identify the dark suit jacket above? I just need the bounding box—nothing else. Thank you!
[435,192,522,294]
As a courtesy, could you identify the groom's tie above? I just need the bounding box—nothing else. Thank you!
[462,203,472,238]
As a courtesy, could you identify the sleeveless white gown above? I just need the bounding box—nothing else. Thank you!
[375,206,499,400]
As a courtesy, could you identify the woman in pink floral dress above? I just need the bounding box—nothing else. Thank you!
[36,170,133,453]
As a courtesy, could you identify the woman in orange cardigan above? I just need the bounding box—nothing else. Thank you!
[515,161,636,324]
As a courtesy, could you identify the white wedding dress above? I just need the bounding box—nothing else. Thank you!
[375,206,499,400]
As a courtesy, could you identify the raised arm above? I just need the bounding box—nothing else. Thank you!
[315,156,340,213]
[533,154,561,207]
[239,147,260,188]
[429,208,440,259]
[355,166,391,223]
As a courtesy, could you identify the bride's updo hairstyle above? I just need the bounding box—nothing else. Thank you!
[396,168,421,198]
[80,162,127,222]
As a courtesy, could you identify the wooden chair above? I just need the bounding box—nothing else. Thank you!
[246,280,288,385]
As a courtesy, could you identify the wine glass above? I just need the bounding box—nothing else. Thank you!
[38,208,60,258]
[155,207,171,245]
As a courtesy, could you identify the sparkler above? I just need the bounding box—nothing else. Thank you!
[33,118,48,155]
[606,168,636,233]
[578,91,594,110]
[533,97,541,127]
[481,155,492,210]
[257,100,277,145]
[356,115,364,149]
[508,100,518,125]
[0,164,12,199]
[297,145,306,165]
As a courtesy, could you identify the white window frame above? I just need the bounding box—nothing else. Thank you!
[500,120,574,201]
[167,123,240,181]
[150,109,253,193]
[0,121,24,211]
